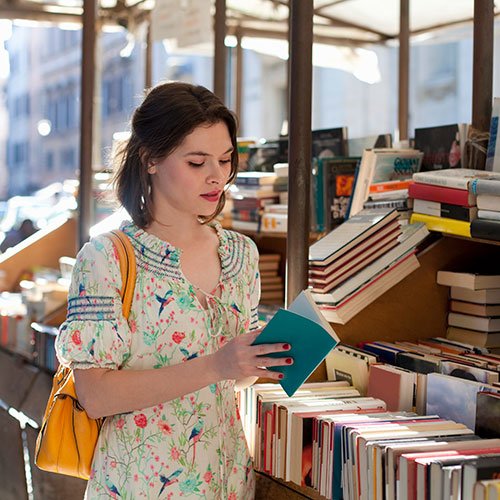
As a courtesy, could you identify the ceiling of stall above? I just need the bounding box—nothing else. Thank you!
[0,0,498,46]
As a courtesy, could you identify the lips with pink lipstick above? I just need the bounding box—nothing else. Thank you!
[200,190,222,202]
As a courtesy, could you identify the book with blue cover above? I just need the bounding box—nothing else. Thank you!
[252,289,340,397]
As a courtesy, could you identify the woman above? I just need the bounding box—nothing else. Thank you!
[56,82,291,499]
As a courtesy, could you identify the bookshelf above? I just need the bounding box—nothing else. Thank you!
[252,231,500,499]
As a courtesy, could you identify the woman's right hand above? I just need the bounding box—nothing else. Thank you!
[212,330,293,382]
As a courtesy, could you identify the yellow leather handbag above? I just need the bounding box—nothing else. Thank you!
[35,229,136,480]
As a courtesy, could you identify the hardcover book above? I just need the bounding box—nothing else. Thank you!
[408,182,476,206]
[252,289,340,397]
[471,218,500,242]
[410,212,471,238]
[413,167,500,190]
[412,199,477,222]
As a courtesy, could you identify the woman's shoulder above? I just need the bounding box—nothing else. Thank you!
[213,221,258,258]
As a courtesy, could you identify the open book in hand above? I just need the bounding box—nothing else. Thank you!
[252,289,340,397]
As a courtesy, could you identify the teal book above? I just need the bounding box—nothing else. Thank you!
[252,289,340,397]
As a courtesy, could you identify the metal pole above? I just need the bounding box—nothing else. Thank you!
[471,0,494,169]
[213,0,226,102]
[145,20,153,90]
[398,0,409,142]
[78,0,97,249]
[286,0,313,306]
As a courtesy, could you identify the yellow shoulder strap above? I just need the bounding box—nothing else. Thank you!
[106,229,136,320]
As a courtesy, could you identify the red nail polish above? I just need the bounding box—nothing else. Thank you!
[285,358,293,364]
[283,343,291,350]
[279,374,284,379]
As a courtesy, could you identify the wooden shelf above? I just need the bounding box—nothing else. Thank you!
[255,471,327,500]
[444,233,500,247]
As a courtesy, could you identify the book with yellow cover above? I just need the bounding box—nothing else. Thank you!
[410,212,471,237]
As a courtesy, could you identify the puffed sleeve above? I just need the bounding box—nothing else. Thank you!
[55,235,132,370]
[247,238,261,332]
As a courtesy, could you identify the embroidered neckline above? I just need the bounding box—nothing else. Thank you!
[120,220,230,271]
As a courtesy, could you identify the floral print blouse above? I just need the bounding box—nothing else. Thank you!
[55,221,260,499]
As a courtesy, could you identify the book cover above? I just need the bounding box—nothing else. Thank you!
[314,156,359,231]
[311,127,348,159]
[413,168,500,190]
[252,289,340,397]
[366,364,415,412]
[437,270,500,290]
[409,212,471,237]
[349,149,423,216]
[471,218,500,242]
[308,208,399,266]
[414,123,467,171]
[408,181,476,206]
[475,391,500,438]
[412,198,477,221]
[324,349,372,395]
[426,373,488,429]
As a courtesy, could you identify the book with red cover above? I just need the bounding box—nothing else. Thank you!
[408,182,475,206]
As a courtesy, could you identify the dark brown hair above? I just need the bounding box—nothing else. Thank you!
[114,81,239,228]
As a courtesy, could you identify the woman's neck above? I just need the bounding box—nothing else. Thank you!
[146,217,211,248]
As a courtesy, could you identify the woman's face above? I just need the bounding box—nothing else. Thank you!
[148,121,233,220]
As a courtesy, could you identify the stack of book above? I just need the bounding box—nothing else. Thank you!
[348,148,423,218]
[228,171,281,232]
[469,177,500,241]
[259,253,284,304]
[437,269,500,350]
[309,208,429,324]
[259,164,288,233]
[409,168,500,238]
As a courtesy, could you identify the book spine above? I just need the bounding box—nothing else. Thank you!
[413,199,477,221]
[369,179,413,193]
[477,209,500,221]
[412,172,470,190]
[469,178,500,196]
[410,212,471,238]
[470,218,500,241]
[408,183,475,206]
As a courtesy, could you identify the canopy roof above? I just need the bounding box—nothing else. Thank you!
[1,0,498,46]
